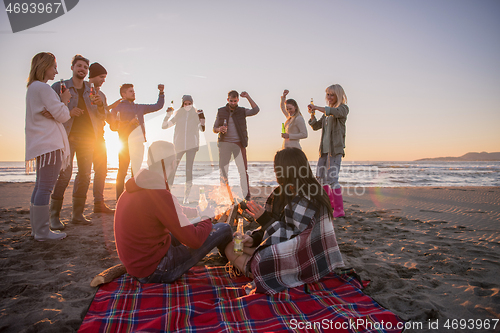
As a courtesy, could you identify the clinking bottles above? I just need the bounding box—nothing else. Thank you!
[233,217,244,255]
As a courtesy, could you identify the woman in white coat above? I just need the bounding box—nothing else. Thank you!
[25,52,75,241]
[162,95,205,203]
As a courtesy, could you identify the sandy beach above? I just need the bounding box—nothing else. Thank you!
[0,182,499,332]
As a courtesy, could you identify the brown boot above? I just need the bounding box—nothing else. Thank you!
[49,198,65,230]
[94,201,115,214]
[72,197,92,225]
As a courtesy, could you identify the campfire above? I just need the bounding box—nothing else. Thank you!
[207,185,254,226]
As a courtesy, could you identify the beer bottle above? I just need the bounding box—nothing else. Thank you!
[233,217,244,255]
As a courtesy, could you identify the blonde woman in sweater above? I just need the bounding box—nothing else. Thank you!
[25,52,78,241]
[280,90,307,149]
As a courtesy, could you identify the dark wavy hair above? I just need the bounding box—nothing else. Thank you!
[273,148,333,219]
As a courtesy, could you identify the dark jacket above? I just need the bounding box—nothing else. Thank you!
[213,105,250,147]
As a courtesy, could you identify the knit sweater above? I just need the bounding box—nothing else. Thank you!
[282,113,308,149]
[25,80,71,168]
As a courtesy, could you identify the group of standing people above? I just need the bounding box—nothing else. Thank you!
[25,53,118,241]
[25,50,349,295]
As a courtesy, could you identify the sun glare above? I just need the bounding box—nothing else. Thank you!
[103,124,121,168]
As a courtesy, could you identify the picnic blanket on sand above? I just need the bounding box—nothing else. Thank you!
[79,266,405,333]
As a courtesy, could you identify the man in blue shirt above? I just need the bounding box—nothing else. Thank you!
[110,83,165,199]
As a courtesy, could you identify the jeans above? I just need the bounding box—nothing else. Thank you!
[218,141,250,199]
[168,148,197,185]
[31,150,62,206]
[93,136,107,203]
[52,134,95,200]
[116,139,130,200]
[116,133,144,200]
[137,223,233,284]
[316,153,342,189]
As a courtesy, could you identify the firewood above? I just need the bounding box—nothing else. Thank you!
[90,264,127,287]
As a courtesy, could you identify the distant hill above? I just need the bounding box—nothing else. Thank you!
[416,152,500,161]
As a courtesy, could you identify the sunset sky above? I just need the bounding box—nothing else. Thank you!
[1,0,499,162]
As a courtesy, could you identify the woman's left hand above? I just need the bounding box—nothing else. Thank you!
[245,200,265,220]
[281,133,289,139]
[41,109,54,119]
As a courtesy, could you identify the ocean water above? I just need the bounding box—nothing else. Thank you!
[1,161,499,187]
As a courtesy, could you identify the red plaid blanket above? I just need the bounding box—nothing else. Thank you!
[79,266,404,333]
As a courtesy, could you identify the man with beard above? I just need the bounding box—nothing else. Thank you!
[49,55,106,228]
[213,90,259,200]
[88,62,120,214]
[110,83,165,200]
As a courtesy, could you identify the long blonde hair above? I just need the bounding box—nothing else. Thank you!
[325,84,347,108]
[27,52,56,87]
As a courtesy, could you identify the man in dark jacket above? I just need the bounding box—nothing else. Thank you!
[213,90,259,200]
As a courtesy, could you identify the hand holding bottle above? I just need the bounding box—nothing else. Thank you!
[197,205,214,220]
[308,98,315,117]
[130,115,140,128]
[93,94,104,107]
[219,119,228,134]
[60,88,71,105]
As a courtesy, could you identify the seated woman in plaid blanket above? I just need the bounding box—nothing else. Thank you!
[224,148,345,294]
